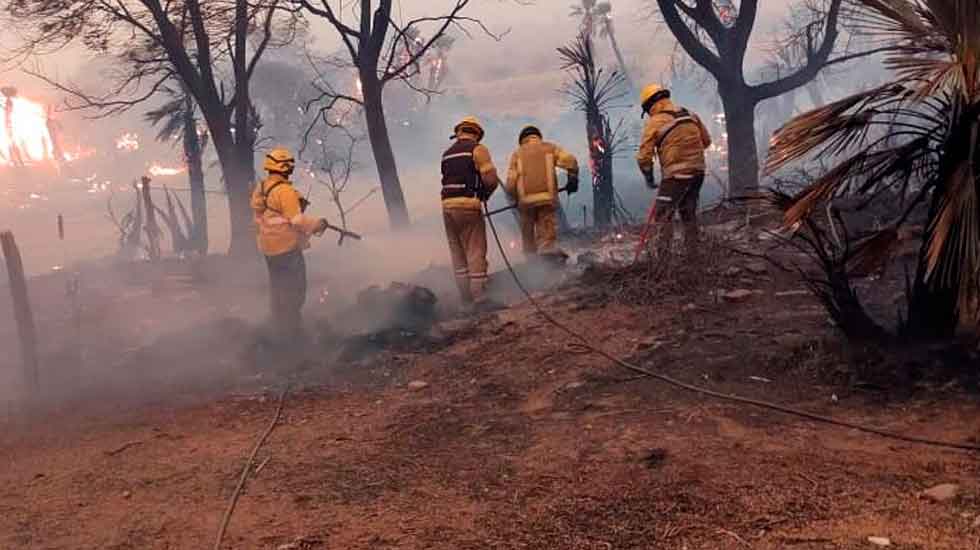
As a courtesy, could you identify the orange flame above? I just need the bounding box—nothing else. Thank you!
[0,94,55,167]
[148,163,186,177]
[116,132,140,152]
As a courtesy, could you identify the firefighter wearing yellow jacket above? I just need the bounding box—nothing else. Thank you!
[441,117,501,307]
[505,125,579,262]
[636,83,712,256]
[251,147,329,341]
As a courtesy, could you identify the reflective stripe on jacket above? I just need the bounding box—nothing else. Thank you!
[441,132,500,211]
[505,136,578,208]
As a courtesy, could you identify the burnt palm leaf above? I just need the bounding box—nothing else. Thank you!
[766,0,980,332]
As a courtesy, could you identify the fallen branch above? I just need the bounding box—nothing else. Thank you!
[213,386,289,550]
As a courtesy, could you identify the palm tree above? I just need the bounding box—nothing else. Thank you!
[559,32,630,228]
[571,1,636,95]
[145,84,209,255]
[766,0,980,337]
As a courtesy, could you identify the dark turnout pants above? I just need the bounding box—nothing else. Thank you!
[655,173,705,256]
[265,248,307,342]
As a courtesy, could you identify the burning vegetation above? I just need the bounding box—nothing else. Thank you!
[0,88,57,167]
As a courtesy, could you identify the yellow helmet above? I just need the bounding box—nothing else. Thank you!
[263,147,295,175]
[453,116,485,141]
[639,83,671,115]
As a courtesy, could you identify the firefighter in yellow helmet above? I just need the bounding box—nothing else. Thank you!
[251,147,329,342]
[505,125,579,264]
[636,83,712,256]
[441,116,501,309]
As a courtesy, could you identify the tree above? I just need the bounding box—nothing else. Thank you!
[650,0,845,195]
[766,0,980,337]
[297,0,494,229]
[144,83,209,254]
[309,127,360,238]
[571,0,636,95]
[8,0,297,256]
[559,33,629,228]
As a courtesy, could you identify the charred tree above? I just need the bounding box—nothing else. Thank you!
[559,33,629,228]
[651,0,845,195]
[299,0,496,229]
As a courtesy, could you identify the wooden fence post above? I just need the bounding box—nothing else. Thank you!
[140,176,162,261]
[1,231,40,397]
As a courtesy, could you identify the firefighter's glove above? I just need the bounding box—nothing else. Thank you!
[566,173,580,194]
[299,197,311,213]
[642,169,657,189]
[314,218,330,237]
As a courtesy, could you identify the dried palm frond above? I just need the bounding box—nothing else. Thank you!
[766,0,980,335]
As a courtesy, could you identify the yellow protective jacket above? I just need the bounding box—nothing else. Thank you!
[505,135,579,208]
[250,174,322,257]
[636,98,712,179]
[441,132,500,211]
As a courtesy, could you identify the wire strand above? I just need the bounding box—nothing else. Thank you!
[483,203,980,453]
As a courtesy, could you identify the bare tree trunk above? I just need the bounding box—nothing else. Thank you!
[721,88,760,196]
[224,162,256,257]
[586,110,612,228]
[361,74,410,228]
[182,101,208,255]
[1,231,40,399]
[224,0,259,258]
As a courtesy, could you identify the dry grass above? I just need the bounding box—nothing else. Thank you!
[581,235,731,306]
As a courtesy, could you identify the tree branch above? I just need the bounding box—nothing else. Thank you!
[752,0,843,101]
[655,0,724,77]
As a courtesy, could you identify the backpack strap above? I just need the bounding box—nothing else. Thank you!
[654,109,699,150]
[259,180,289,216]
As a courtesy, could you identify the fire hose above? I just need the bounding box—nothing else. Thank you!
[482,202,980,453]
[322,222,362,243]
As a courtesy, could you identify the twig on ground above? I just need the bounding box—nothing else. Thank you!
[106,440,144,456]
[718,528,751,546]
[254,456,272,475]
[213,386,289,550]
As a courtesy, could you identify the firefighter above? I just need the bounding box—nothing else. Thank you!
[636,83,712,257]
[251,147,329,344]
[505,125,579,264]
[441,116,501,309]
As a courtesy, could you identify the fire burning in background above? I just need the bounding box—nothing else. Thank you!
[148,163,186,177]
[0,91,56,167]
[116,132,140,152]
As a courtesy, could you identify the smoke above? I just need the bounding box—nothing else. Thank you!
[0,0,881,416]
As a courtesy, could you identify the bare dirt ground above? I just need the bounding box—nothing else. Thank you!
[1,225,979,550]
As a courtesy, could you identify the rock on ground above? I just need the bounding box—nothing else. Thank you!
[921,483,960,502]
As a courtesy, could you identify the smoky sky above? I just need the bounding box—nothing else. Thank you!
[2,1,801,117]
